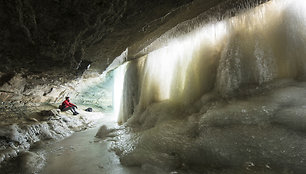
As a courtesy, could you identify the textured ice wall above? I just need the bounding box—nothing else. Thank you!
[111,0,306,173]
[113,0,306,125]
[113,81,306,173]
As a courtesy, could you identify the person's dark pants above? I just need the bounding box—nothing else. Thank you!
[61,106,77,114]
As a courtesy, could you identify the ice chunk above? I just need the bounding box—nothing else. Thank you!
[95,125,116,139]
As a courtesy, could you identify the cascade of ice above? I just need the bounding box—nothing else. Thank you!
[110,0,306,172]
[113,62,129,122]
[111,0,306,122]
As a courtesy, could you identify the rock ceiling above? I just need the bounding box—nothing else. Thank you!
[0,0,267,77]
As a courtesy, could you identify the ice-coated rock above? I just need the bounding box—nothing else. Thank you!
[95,125,116,139]
[20,151,46,174]
[0,113,92,165]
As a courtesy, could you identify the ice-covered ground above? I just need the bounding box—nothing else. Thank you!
[0,112,151,174]
[0,105,102,173]
[112,80,306,173]
[39,113,145,174]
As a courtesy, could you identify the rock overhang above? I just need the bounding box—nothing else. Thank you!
[0,0,268,78]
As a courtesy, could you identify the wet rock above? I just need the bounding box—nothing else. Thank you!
[39,109,60,117]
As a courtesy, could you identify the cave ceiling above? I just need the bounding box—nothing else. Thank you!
[0,0,267,77]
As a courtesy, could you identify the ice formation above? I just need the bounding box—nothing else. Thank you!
[111,0,306,173]
[0,109,93,168]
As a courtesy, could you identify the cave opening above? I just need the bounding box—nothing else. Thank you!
[74,71,115,113]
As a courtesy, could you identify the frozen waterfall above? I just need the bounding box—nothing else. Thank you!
[110,0,306,173]
[113,0,306,122]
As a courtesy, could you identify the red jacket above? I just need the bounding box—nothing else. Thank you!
[62,99,76,108]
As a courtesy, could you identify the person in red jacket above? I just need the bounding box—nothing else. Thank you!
[60,97,79,115]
